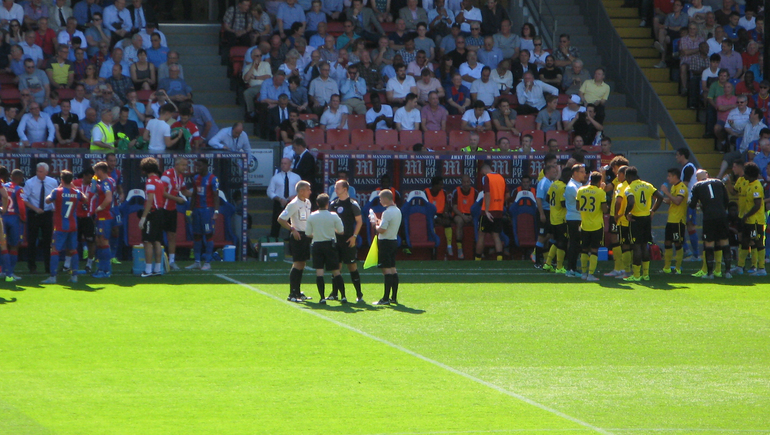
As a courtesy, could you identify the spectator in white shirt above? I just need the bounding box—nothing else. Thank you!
[393,93,421,131]
[561,93,586,124]
[319,94,349,129]
[143,103,181,152]
[365,93,394,130]
[18,102,55,146]
[516,71,559,114]
[461,100,492,132]
[470,66,500,108]
[724,95,751,140]
[386,63,418,107]
[459,49,484,89]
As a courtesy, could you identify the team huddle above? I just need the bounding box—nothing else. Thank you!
[0,155,221,284]
[534,148,767,281]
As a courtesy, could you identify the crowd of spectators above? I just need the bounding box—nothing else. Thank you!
[224,0,611,151]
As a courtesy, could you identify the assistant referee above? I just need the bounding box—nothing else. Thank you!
[373,189,402,306]
[305,194,345,304]
[278,180,313,302]
[328,179,364,303]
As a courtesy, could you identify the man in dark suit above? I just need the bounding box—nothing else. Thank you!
[292,137,317,195]
[511,49,538,88]
[267,94,295,141]
[127,0,156,33]
[346,0,385,42]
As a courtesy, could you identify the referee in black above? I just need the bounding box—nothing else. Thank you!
[373,189,402,306]
[327,179,364,303]
[278,180,313,302]
[305,194,345,304]
[689,169,732,279]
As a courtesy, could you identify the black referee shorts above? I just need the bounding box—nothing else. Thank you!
[78,216,95,243]
[665,222,686,244]
[141,210,164,243]
[163,209,178,233]
[629,216,652,245]
[377,238,398,268]
[336,235,358,264]
[702,217,730,242]
[289,232,311,262]
[312,241,340,271]
[581,229,604,251]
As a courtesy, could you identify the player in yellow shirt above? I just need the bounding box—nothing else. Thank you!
[612,166,633,278]
[732,162,767,276]
[659,168,688,274]
[724,160,758,271]
[577,171,608,281]
[603,156,629,277]
[543,167,570,273]
[622,167,664,281]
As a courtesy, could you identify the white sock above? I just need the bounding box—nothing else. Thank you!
[87,258,93,267]
[169,254,175,263]
[64,256,72,268]
[145,264,152,274]
[154,263,162,273]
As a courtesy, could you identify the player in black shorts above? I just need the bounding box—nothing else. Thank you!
[328,179,364,303]
[139,158,165,277]
[689,170,732,279]
[305,194,345,304]
[278,181,313,302]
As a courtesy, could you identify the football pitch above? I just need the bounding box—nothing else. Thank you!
[1,261,768,435]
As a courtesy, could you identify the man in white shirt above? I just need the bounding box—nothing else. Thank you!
[365,93,394,130]
[386,63,418,107]
[138,22,167,49]
[459,50,484,89]
[208,122,252,159]
[393,93,421,131]
[320,94,349,130]
[267,158,302,238]
[515,71,559,114]
[17,102,55,146]
[724,95,751,141]
[308,62,339,115]
[143,103,181,152]
[455,0,481,33]
[103,0,132,41]
[561,94,586,124]
[70,83,90,119]
[470,66,500,108]
[0,0,24,30]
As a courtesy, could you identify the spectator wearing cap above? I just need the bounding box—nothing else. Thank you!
[561,93,586,124]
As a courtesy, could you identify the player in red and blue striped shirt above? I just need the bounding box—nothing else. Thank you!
[41,170,84,284]
[1,168,25,281]
[139,158,166,277]
[90,162,115,278]
[186,158,220,271]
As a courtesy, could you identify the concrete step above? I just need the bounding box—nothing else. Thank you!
[604,107,638,123]
[184,54,223,66]
[550,5,581,14]
[604,122,648,137]
[174,44,220,57]
[187,76,231,91]
[697,152,724,168]
[687,138,714,150]
[629,47,659,58]
[158,23,220,35]
[613,137,661,150]
[650,82,679,94]
[558,25,589,35]
[642,67,670,81]
[606,7,638,17]
[207,105,244,120]
[608,93,626,107]
[603,0,625,6]
[675,123,706,137]
[617,27,652,38]
[175,64,228,78]
[166,33,221,46]
[668,108,697,123]
[193,90,236,106]
[611,18,642,27]
[659,95,688,109]
[624,38,655,47]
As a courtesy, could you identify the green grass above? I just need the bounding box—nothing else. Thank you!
[0,261,768,435]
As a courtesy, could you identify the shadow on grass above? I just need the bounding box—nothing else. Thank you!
[299,300,426,314]
[0,296,17,304]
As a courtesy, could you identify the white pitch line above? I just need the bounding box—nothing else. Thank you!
[216,273,615,435]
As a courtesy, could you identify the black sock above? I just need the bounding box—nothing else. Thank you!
[350,270,362,297]
[722,246,732,272]
[334,275,346,298]
[289,268,303,296]
[383,275,391,300]
[391,273,399,300]
[316,276,325,299]
[705,247,715,274]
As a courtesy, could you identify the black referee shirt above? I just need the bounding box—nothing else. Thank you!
[330,197,362,238]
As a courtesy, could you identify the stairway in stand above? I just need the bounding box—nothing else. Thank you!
[604,0,722,174]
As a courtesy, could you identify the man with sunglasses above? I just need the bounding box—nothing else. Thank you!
[18,58,50,105]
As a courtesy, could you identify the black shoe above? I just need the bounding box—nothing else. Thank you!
[325,295,338,301]
[372,298,390,305]
[340,297,347,303]
[299,292,312,301]
[534,263,543,269]
[319,299,327,305]
[389,298,398,305]
[356,295,365,303]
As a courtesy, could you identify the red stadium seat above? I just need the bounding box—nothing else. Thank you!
[546,130,571,149]
[350,129,374,147]
[0,73,15,84]
[501,94,518,107]
[299,113,318,123]
[348,114,366,130]
[557,94,571,109]
[229,46,248,78]
[326,129,350,146]
[381,22,396,33]
[128,213,143,246]
[516,115,536,131]
[423,130,447,150]
[0,87,20,104]
[359,143,381,151]
[448,130,470,151]
[375,129,399,146]
[477,131,496,150]
[521,130,546,150]
[514,213,537,247]
[327,21,344,35]
[213,214,233,247]
[332,143,357,151]
[432,144,450,153]
[57,88,75,100]
[446,115,462,131]
[399,130,423,148]
[136,89,153,102]
[304,128,325,147]
[382,144,401,152]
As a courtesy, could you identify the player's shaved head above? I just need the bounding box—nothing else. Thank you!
[696,169,708,180]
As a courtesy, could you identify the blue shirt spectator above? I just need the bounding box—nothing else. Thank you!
[102,3,131,33]
[305,10,325,32]
[146,46,169,68]
[321,0,343,17]
[73,0,103,26]
[339,76,367,102]
[98,57,130,78]
[259,77,291,103]
[477,46,504,69]
[277,0,306,31]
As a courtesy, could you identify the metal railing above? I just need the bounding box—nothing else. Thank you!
[519,0,558,50]
[573,0,699,166]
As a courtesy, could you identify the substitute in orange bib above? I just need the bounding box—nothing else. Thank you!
[452,174,476,260]
[425,176,454,257]
[475,164,506,261]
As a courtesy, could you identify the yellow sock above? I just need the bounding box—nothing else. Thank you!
[614,249,623,271]
[701,256,708,273]
[556,249,566,269]
[546,245,557,264]
[752,248,760,269]
[714,250,723,274]
[623,251,633,272]
[496,255,503,261]
[581,253,589,274]
[444,227,453,246]
[589,254,598,274]
[738,248,748,267]
[457,242,463,252]
[642,261,650,277]
[758,249,766,269]
[663,249,672,269]
[675,248,684,269]
[632,264,641,278]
